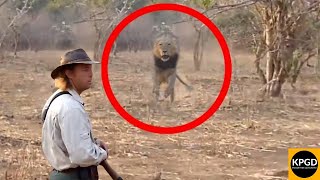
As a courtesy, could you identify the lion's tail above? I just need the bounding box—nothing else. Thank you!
[176,74,193,91]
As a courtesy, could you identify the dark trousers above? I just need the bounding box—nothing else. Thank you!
[49,166,99,180]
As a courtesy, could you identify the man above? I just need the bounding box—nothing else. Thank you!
[41,48,108,180]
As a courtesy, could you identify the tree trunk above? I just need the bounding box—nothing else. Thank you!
[93,31,101,61]
[316,33,320,75]
[193,28,204,71]
[254,40,267,84]
[92,11,102,61]
[265,20,276,96]
[264,2,288,98]
[317,46,320,75]
[11,26,19,58]
[112,41,118,57]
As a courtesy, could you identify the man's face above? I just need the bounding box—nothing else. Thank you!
[66,64,93,94]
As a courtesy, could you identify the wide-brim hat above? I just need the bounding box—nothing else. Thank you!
[51,48,100,79]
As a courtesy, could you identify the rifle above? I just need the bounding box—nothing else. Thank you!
[100,160,123,180]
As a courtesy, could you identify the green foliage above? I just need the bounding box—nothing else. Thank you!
[86,0,111,7]
[46,0,75,12]
[193,0,215,9]
[214,9,258,50]
[7,0,49,18]
[89,0,110,6]
[215,9,256,30]
[135,0,182,25]
[11,0,35,9]
[30,0,49,13]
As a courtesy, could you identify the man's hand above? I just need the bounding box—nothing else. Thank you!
[99,140,108,150]
[99,140,108,158]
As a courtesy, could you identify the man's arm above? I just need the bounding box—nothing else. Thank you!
[59,107,107,166]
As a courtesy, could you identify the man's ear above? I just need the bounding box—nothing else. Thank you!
[65,69,73,79]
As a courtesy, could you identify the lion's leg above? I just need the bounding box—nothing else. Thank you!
[170,88,175,103]
[165,72,176,99]
[152,71,161,100]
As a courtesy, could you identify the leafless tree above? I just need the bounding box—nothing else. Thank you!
[174,0,260,71]
[251,0,320,97]
[73,0,136,61]
[0,0,34,57]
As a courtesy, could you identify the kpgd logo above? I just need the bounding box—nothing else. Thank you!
[289,148,320,179]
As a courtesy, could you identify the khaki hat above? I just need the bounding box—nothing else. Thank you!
[51,48,100,79]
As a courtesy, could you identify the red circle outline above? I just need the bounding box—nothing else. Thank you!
[101,3,232,134]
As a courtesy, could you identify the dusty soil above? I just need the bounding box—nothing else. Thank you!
[0,47,320,180]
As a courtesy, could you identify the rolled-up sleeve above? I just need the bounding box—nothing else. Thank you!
[59,107,107,167]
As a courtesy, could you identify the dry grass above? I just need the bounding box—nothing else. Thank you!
[3,144,50,180]
[0,49,319,179]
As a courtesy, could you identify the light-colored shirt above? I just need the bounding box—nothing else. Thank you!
[41,88,107,171]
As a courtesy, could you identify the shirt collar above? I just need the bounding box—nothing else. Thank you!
[66,88,84,106]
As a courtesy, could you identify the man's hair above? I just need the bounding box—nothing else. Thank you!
[54,64,76,91]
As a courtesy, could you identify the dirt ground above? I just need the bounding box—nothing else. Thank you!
[0,45,320,180]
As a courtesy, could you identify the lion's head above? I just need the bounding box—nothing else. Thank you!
[153,36,178,62]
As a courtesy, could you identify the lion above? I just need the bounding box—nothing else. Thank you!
[152,33,193,102]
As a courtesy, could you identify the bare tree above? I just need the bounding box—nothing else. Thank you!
[0,0,34,57]
[251,0,320,97]
[174,0,260,71]
[313,7,320,75]
[73,0,136,61]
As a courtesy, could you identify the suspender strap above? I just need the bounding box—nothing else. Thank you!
[41,91,72,123]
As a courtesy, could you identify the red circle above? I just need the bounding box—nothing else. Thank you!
[101,3,232,134]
